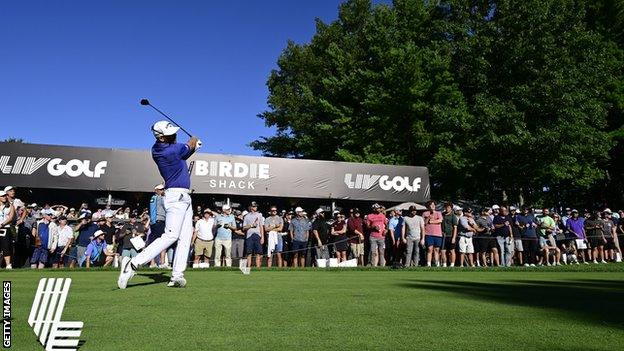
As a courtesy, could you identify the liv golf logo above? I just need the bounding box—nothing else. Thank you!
[28,278,83,351]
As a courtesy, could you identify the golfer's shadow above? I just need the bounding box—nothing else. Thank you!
[127,272,170,288]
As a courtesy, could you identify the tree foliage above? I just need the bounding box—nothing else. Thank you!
[253,0,624,206]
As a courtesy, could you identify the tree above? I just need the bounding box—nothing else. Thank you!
[1,138,25,143]
[253,0,624,206]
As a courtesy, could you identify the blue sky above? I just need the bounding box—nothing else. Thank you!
[0,0,388,155]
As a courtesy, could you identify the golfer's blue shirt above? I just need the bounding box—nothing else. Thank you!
[152,142,194,189]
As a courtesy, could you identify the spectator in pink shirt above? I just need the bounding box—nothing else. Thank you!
[367,203,388,267]
[423,201,443,267]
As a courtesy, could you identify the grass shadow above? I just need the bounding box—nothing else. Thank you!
[126,272,170,288]
[399,279,624,329]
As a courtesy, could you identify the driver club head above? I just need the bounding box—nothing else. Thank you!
[140,98,150,106]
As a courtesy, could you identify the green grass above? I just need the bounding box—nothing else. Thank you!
[4,264,624,350]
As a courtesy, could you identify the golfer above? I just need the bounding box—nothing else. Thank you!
[118,120,200,288]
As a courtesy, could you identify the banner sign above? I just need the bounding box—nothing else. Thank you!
[0,142,430,202]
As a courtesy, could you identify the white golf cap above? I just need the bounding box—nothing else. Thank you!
[3,186,14,192]
[509,206,517,211]
[151,120,180,137]
[452,205,462,211]
[492,204,500,210]
[315,208,324,214]
[154,184,165,190]
[0,191,6,197]
[295,207,304,213]
[241,210,248,216]
[92,230,105,237]
[604,208,612,214]
[222,204,231,210]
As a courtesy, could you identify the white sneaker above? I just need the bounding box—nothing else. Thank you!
[5,264,12,270]
[442,263,447,267]
[601,260,607,264]
[529,264,535,267]
[575,262,580,265]
[117,257,136,290]
[524,263,530,267]
[593,260,598,264]
[584,262,589,265]
[546,262,551,266]
[426,263,431,267]
[192,263,199,268]
[167,277,186,288]
[199,262,210,269]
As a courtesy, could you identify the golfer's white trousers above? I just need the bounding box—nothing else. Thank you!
[132,189,193,279]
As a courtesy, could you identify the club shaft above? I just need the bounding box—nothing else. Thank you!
[147,104,193,138]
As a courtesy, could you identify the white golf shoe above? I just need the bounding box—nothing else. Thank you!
[117,257,136,289]
[167,277,187,288]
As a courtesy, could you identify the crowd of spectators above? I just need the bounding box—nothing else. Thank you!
[1,185,622,270]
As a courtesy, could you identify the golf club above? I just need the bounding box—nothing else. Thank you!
[140,98,193,138]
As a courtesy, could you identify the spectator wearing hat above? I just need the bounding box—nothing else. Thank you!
[367,203,388,267]
[264,205,284,268]
[331,212,348,263]
[423,201,443,267]
[387,209,405,266]
[402,205,425,267]
[508,206,523,266]
[215,204,236,267]
[492,206,514,267]
[99,214,116,245]
[311,208,331,264]
[517,207,539,266]
[602,209,618,262]
[441,202,459,267]
[193,209,216,268]
[231,210,246,266]
[66,207,78,220]
[82,230,114,268]
[290,207,310,267]
[52,216,74,268]
[148,184,167,268]
[0,191,16,269]
[475,207,499,267]
[243,201,264,267]
[566,209,589,264]
[347,208,365,266]
[585,211,607,264]
[31,210,54,269]
[70,213,99,267]
[457,208,476,267]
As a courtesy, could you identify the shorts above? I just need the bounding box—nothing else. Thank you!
[291,240,307,255]
[605,238,615,250]
[539,236,553,249]
[334,235,348,252]
[589,236,604,248]
[31,247,49,264]
[122,248,139,258]
[514,239,524,252]
[350,243,364,257]
[53,246,69,265]
[458,236,474,254]
[425,235,442,248]
[147,221,166,245]
[442,236,456,250]
[275,235,283,253]
[194,238,214,256]
[0,231,12,255]
[245,235,262,255]
[575,239,588,250]
[370,237,385,252]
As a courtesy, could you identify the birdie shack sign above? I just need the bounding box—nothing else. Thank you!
[0,142,430,202]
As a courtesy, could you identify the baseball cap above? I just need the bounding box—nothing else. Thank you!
[151,121,179,137]
[0,191,6,197]
[250,201,258,207]
[463,207,473,213]
[295,207,304,213]
[78,213,90,219]
[604,208,612,214]
[372,203,381,209]
[452,205,462,211]
[222,204,231,211]
[3,186,14,192]
[203,208,212,214]
[154,184,165,190]
[492,205,500,210]
[408,205,417,212]
[571,209,579,213]
[509,206,517,211]
[58,215,67,221]
[28,203,38,208]
[315,208,324,214]
[93,230,105,238]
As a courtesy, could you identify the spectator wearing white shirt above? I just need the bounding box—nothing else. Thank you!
[192,209,215,268]
[52,216,74,268]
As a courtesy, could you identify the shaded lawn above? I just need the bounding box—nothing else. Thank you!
[4,265,624,350]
